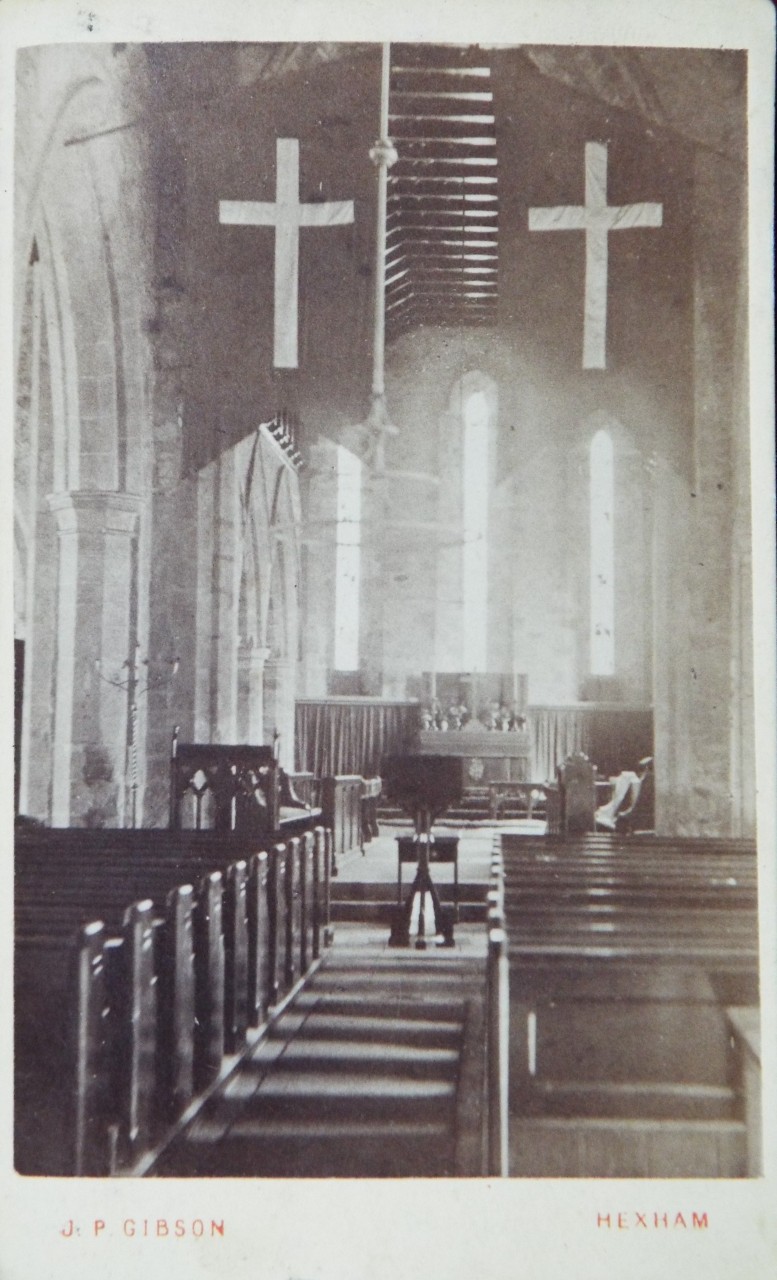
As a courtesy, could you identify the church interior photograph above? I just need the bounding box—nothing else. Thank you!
[13,39,760,1179]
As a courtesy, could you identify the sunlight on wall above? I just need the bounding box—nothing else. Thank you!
[462,389,490,672]
[590,428,615,675]
[334,444,362,671]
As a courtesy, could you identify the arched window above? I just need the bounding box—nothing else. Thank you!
[334,444,362,671]
[590,428,615,675]
[462,389,490,672]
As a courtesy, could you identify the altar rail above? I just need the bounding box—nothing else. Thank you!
[15,829,333,1176]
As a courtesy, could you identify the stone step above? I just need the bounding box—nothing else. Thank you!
[292,990,466,1020]
[332,881,485,902]
[313,959,477,981]
[167,1120,456,1178]
[276,1011,463,1046]
[508,1116,747,1178]
[154,926,486,1179]
[222,1071,457,1121]
[527,1079,738,1121]
[267,1038,460,1077]
[331,900,485,924]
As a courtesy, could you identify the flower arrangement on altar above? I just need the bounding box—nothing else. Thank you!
[420,701,527,732]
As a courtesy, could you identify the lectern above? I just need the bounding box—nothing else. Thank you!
[381,755,464,948]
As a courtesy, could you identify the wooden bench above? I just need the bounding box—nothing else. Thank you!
[320,774,365,871]
[726,1006,761,1175]
[499,833,760,1178]
[15,827,334,1176]
[487,781,546,821]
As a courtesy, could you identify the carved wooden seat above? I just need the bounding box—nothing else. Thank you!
[169,732,279,834]
[557,752,596,835]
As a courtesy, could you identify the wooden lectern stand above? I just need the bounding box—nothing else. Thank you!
[381,755,464,949]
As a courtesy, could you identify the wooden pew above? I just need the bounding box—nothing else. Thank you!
[156,885,196,1121]
[15,828,333,1177]
[223,861,249,1054]
[246,851,271,1026]
[320,774,364,871]
[68,921,112,1175]
[499,832,760,1178]
[726,1007,761,1175]
[15,828,289,949]
[109,900,159,1170]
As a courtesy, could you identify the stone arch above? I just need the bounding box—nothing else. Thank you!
[446,367,499,425]
[15,54,151,823]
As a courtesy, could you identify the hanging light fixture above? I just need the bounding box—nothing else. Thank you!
[348,41,399,473]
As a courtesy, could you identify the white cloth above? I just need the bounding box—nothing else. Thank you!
[595,769,641,828]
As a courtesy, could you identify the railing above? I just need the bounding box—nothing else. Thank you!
[65,828,333,1176]
[485,848,509,1177]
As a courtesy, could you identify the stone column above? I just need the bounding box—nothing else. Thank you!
[263,656,296,769]
[299,441,338,696]
[652,148,747,835]
[47,491,141,827]
[237,642,271,744]
[359,470,389,695]
[683,150,744,834]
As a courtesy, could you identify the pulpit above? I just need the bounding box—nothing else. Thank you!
[381,755,464,948]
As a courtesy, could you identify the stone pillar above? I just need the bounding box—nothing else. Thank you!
[237,642,271,744]
[652,148,747,835]
[359,470,389,694]
[263,656,296,769]
[683,150,743,834]
[651,458,692,834]
[47,491,141,827]
[299,441,338,696]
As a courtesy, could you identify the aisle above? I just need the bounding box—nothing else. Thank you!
[155,924,487,1178]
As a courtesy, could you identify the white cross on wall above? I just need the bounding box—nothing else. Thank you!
[220,138,355,369]
[528,142,663,369]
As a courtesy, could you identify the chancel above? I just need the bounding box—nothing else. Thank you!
[13,39,761,1180]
